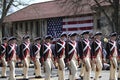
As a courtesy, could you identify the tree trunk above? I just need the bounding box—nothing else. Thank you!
[112,0,119,33]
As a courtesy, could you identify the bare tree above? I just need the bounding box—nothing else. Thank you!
[0,0,30,27]
[56,0,120,32]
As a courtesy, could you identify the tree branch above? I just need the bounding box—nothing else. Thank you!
[93,0,115,31]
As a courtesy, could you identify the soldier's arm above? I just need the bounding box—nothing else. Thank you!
[0,45,2,59]
[78,41,83,59]
[40,44,44,63]
[65,41,69,63]
[105,42,110,59]
[91,42,95,59]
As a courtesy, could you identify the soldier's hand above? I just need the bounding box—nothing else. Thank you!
[102,58,106,63]
[66,61,70,66]
[92,58,96,63]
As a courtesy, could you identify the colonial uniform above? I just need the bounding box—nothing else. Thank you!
[55,33,67,80]
[30,37,42,78]
[6,37,17,80]
[106,32,118,80]
[91,32,103,80]
[0,37,7,78]
[117,38,120,80]
[40,35,53,80]
[19,35,30,79]
[65,33,79,80]
[79,31,91,80]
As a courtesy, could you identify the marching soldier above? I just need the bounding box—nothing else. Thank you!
[55,33,67,80]
[78,31,91,80]
[19,35,31,80]
[117,35,120,80]
[0,37,7,78]
[106,32,118,80]
[91,32,103,80]
[30,37,42,78]
[40,35,54,80]
[65,33,79,80]
[6,37,17,80]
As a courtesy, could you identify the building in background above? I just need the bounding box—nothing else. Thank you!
[1,0,117,40]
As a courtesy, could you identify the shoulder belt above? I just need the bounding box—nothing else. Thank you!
[83,40,90,52]
[1,44,6,53]
[57,41,65,53]
[95,41,102,51]
[68,42,76,55]
[43,44,51,55]
[22,43,30,52]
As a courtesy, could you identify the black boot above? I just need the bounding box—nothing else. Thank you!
[118,78,120,80]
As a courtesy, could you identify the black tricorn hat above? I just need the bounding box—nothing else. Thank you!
[8,36,17,41]
[81,31,89,35]
[2,37,7,41]
[94,32,102,36]
[110,32,117,37]
[70,32,77,37]
[60,33,67,37]
[45,35,53,40]
[34,37,41,41]
[23,35,30,40]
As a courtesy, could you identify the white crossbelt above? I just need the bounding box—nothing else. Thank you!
[95,40,102,51]
[1,44,6,53]
[57,42,65,53]
[34,44,40,55]
[43,44,51,54]
[83,40,90,52]
[22,43,30,52]
[8,45,16,55]
[109,41,116,52]
[68,42,76,55]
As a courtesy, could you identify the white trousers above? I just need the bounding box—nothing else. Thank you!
[1,58,7,76]
[80,62,85,77]
[94,57,103,80]
[34,58,41,77]
[8,60,16,80]
[118,62,120,78]
[109,57,117,80]
[58,58,65,80]
[83,58,91,80]
[23,57,30,78]
[44,58,52,80]
[69,60,77,80]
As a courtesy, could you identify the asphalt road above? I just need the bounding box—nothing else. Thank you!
[0,66,112,80]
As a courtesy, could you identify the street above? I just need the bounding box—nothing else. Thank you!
[0,67,111,80]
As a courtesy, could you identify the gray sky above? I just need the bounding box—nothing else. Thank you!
[11,0,53,13]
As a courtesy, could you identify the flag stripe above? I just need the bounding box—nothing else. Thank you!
[63,23,93,28]
[63,20,93,25]
[63,26,93,31]
[63,15,93,33]
[63,16,93,22]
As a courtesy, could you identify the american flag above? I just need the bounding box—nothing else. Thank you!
[47,18,63,38]
[47,14,93,37]
[63,14,93,34]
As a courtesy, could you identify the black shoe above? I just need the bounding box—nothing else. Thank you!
[1,76,7,78]
[99,76,102,78]
[79,75,83,79]
[90,77,93,79]
[23,78,29,80]
[118,78,120,80]
[35,76,42,78]
[33,73,35,75]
